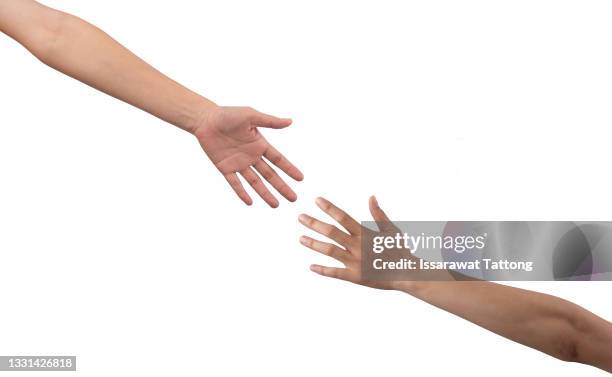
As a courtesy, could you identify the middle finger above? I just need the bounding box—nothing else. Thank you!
[298,213,352,247]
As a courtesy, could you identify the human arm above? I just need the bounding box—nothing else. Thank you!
[298,197,612,372]
[0,0,303,206]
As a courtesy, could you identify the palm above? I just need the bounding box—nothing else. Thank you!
[197,109,269,172]
[194,106,303,207]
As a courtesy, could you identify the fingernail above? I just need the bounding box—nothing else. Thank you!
[372,195,379,206]
[315,197,326,206]
[298,214,308,223]
[299,236,308,244]
[309,265,318,272]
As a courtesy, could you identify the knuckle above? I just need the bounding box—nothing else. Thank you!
[331,227,344,240]
[322,244,334,255]
[261,169,275,180]
[247,175,260,185]
[330,249,343,261]
[271,155,283,164]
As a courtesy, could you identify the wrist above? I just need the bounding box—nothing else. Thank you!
[391,280,426,295]
[184,98,220,135]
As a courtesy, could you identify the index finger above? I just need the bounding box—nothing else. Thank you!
[315,197,361,235]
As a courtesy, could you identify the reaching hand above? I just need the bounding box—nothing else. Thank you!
[298,196,403,290]
[194,106,304,207]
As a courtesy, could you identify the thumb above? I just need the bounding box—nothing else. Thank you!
[368,195,397,233]
[252,110,292,129]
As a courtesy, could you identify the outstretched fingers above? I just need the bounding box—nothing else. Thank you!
[264,145,304,182]
[240,168,279,208]
[300,235,350,263]
[224,173,253,206]
[298,213,352,247]
[309,264,352,281]
[254,159,297,202]
[315,197,361,235]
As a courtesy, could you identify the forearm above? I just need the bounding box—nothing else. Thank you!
[397,280,612,370]
[0,0,215,133]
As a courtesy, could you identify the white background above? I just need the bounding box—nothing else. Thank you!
[1,0,611,376]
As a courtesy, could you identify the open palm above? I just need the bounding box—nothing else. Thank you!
[194,106,303,207]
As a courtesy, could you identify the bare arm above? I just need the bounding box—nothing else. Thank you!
[401,281,612,370]
[0,0,211,133]
[298,197,612,372]
[0,0,303,206]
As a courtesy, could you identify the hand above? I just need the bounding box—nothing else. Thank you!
[194,106,304,207]
[298,196,403,290]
